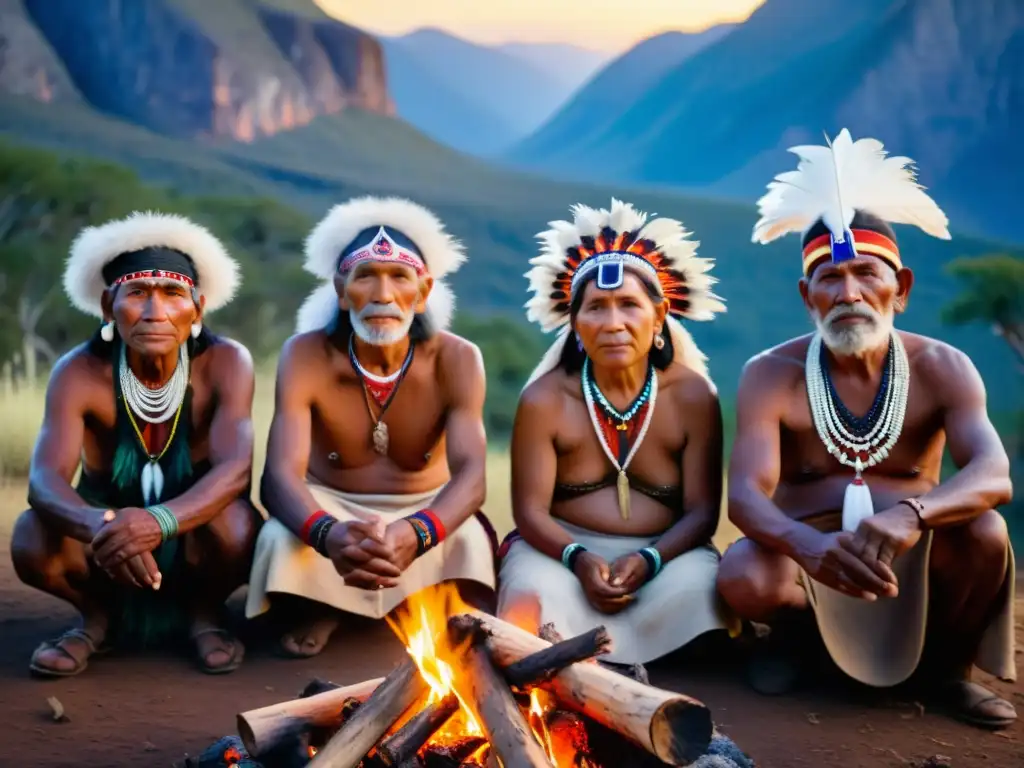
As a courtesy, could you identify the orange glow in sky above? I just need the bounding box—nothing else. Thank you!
[316,0,766,52]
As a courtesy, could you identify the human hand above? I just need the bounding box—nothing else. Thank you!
[796,530,898,600]
[378,520,420,572]
[608,552,651,595]
[91,508,164,571]
[841,504,923,585]
[104,552,162,590]
[573,552,635,614]
[325,516,402,590]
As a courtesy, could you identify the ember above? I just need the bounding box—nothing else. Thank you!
[226,585,755,768]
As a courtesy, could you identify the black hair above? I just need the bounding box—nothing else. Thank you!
[558,269,674,375]
[326,305,437,350]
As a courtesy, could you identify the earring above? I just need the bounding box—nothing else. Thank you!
[653,332,665,350]
[191,322,202,339]
[575,332,583,352]
[100,321,114,342]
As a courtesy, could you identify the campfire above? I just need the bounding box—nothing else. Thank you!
[229,584,752,768]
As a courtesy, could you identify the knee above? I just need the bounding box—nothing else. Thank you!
[961,510,1009,574]
[191,498,262,567]
[716,540,800,621]
[10,508,62,588]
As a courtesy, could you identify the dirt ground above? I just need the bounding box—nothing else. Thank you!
[1,494,1022,768]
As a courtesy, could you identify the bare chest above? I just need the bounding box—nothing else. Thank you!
[779,376,945,482]
[309,367,447,471]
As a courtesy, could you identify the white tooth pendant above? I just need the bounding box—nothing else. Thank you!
[141,460,164,506]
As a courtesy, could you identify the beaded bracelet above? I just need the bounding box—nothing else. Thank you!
[638,546,663,581]
[301,510,335,558]
[898,498,927,529]
[405,509,446,557]
[561,542,587,572]
[146,504,179,542]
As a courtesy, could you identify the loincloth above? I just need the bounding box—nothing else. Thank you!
[244,478,497,620]
[496,520,732,665]
[797,511,1017,687]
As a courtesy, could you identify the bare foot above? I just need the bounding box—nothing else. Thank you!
[934,679,1017,729]
[30,623,108,678]
[278,615,341,658]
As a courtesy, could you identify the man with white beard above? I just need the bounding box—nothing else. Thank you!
[246,197,497,657]
[716,130,1017,729]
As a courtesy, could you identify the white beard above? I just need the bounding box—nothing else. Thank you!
[350,305,414,346]
[814,304,894,356]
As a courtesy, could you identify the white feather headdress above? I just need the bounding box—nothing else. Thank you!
[296,196,465,334]
[63,211,240,319]
[751,128,951,274]
[523,198,726,387]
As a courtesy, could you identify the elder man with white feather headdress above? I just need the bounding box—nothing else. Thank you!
[10,212,261,678]
[718,129,1016,728]
[496,199,736,668]
[246,197,496,658]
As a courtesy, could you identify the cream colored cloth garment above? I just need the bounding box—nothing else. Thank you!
[245,479,497,620]
[496,520,730,665]
[799,513,1017,688]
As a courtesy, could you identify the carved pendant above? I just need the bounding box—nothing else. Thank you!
[372,421,389,455]
[141,460,164,506]
[616,469,630,520]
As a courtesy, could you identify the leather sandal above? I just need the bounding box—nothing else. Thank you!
[936,680,1017,729]
[29,627,108,678]
[191,627,245,675]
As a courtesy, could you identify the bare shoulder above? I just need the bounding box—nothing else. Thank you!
[660,362,720,410]
[518,368,571,417]
[203,336,254,379]
[435,330,484,374]
[278,329,332,369]
[901,331,983,399]
[46,343,106,393]
[737,335,810,392]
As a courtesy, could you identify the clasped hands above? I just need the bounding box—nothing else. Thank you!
[573,550,651,614]
[89,507,166,590]
[799,504,924,600]
[324,516,420,590]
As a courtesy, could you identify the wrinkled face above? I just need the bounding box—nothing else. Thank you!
[105,278,201,356]
[336,260,432,346]
[573,271,667,370]
[800,255,911,356]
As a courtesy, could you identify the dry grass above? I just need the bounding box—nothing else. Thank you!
[0,369,739,547]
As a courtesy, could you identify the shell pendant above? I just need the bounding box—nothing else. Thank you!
[372,421,389,455]
[616,470,631,520]
[141,459,164,506]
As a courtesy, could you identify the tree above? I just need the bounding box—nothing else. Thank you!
[942,254,1024,370]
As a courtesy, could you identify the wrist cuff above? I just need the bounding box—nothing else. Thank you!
[145,504,178,542]
[302,511,335,557]
[406,509,445,557]
[638,546,662,581]
[899,498,927,529]
[561,542,587,571]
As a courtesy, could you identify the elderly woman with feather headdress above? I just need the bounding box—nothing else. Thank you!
[10,212,260,678]
[496,199,735,667]
[717,130,1016,729]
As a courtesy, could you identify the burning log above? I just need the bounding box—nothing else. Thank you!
[377,694,460,766]
[237,677,384,757]
[456,637,555,767]
[451,612,713,766]
[503,626,611,689]
[308,659,429,768]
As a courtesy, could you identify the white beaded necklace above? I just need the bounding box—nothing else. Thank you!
[119,343,189,424]
[805,331,910,531]
[581,359,659,521]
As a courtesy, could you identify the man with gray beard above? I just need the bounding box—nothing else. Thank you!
[717,130,1016,729]
[246,197,497,657]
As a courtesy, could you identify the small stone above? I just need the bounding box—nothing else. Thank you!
[46,696,69,723]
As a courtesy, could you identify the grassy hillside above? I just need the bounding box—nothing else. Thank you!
[0,92,1019,412]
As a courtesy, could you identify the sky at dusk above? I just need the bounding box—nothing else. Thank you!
[316,0,766,52]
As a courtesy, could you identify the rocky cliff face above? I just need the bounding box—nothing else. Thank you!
[9,0,392,142]
[0,0,80,103]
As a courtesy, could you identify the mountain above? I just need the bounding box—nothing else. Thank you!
[380,28,591,156]
[2,0,392,142]
[508,0,1024,244]
[496,41,611,93]
[509,24,736,163]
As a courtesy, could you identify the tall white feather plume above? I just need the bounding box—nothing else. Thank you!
[752,128,952,245]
